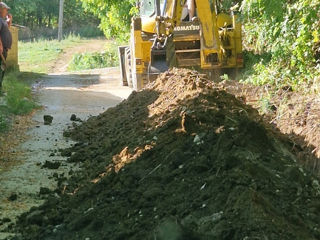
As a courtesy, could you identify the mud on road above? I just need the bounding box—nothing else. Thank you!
[9,68,320,240]
[0,68,132,239]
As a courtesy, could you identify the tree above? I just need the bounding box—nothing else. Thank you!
[7,0,59,28]
[6,0,102,38]
[79,0,135,38]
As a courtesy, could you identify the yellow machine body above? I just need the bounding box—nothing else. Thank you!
[7,26,19,69]
[119,0,243,90]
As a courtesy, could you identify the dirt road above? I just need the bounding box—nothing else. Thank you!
[50,39,108,73]
[0,67,132,239]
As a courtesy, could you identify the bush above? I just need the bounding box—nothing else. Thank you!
[68,42,119,71]
[240,0,320,91]
[80,0,136,39]
[68,51,118,71]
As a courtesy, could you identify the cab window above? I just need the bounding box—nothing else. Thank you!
[140,0,166,17]
[141,0,155,17]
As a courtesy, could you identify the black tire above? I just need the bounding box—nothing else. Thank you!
[119,46,128,86]
[124,48,133,88]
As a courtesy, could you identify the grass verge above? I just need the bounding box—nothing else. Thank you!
[0,110,8,132]
[3,71,38,115]
[0,71,39,133]
[19,34,85,73]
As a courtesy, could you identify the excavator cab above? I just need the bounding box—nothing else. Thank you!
[119,0,243,90]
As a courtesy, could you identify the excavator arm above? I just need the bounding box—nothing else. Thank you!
[150,0,222,75]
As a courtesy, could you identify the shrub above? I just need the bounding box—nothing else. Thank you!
[240,0,320,91]
[68,42,119,71]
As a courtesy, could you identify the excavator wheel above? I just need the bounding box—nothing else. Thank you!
[118,46,128,86]
[124,47,133,88]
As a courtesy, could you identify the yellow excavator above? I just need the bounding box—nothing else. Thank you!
[119,0,243,90]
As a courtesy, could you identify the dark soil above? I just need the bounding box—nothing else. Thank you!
[220,81,320,173]
[9,69,320,240]
[42,161,61,170]
[70,114,82,122]
[7,193,18,202]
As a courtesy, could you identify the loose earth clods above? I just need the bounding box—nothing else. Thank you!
[10,69,320,240]
[43,115,53,125]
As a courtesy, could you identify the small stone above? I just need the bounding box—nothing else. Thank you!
[70,114,77,121]
[42,160,61,169]
[60,149,72,157]
[193,135,203,145]
[70,114,82,122]
[39,187,51,195]
[44,115,53,125]
[8,193,18,201]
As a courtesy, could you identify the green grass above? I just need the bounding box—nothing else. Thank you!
[68,41,119,71]
[19,34,85,73]
[3,71,39,115]
[0,110,9,132]
[0,70,39,133]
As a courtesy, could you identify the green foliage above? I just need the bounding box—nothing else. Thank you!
[68,51,117,71]
[0,113,8,132]
[68,42,119,71]
[259,95,272,114]
[3,71,38,115]
[79,0,135,38]
[240,0,320,91]
[8,0,59,28]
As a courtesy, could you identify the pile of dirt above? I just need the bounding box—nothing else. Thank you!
[10,68,320,240]
[220,81,320,173]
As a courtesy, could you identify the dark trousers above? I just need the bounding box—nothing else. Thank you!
[0,50,8,91]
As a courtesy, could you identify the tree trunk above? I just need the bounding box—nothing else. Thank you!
[58,0,64,41]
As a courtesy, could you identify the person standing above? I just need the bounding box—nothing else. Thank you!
[0,2,12,93]
[187,0,195,20]
[181,0,196,21]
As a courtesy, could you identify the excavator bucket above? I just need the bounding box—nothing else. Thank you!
[148,0,170,82]
[148,46,169,82]
[148,34,177,82]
